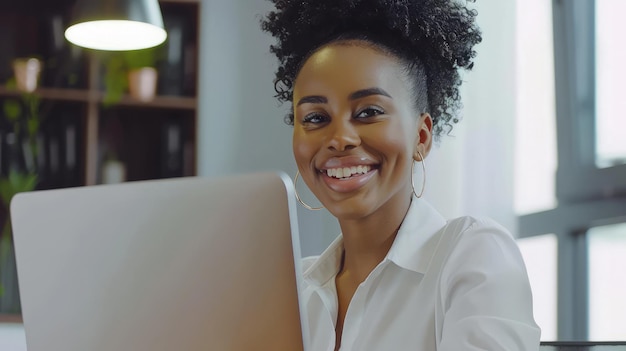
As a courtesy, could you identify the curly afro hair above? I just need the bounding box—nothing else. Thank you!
[261,0,482,139]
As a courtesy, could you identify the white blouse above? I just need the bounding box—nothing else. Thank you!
[300,198,541,351]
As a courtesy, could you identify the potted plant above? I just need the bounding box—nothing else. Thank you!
[100,47,161,105]
[0,76,42,313]
[101,52,129,106]
[12,57,42,94]
[125,47,159,102]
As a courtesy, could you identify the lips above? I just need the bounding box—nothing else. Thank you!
[317,156,378,193]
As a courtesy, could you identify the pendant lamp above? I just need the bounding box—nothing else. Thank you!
[65,0,167,51]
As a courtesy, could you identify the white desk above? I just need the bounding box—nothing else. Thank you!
[0,323,27,351]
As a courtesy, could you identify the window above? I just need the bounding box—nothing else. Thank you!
[517,0,626,341]
[595,0,626,168]
[588,222,626,340]
[518,234,558,341]
[515,0,558,340]
[514,0,557,216]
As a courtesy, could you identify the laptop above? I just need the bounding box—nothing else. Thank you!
[11,171,309,351]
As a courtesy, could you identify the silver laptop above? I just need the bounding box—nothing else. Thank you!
[11,171,309,351]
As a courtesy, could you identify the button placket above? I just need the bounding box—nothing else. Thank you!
[339,261,389,350]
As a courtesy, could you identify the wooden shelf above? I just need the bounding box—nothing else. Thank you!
[1,0,200,185]
[0,86,91,102]
[102,94,197,110]
[0,0,201,318]
[0,314,23,324]
[0,86,197,110]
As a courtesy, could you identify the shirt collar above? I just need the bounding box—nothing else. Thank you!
[303,197,447,286]
[303,234,344,287]
[385,197,447,273]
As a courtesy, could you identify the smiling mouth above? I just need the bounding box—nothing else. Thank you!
[323,165,373,179]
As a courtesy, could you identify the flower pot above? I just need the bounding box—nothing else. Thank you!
[12,58,42,93]
[128,67,158,102]
[101,159,127,184]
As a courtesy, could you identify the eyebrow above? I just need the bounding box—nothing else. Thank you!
[349,87,392,100]
[297,95,327,106]
[296,87,392,106]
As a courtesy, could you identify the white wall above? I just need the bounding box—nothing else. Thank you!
[197,0,339,256]
[197,1,288,176]
[427,0,517,234]
[197,0,518,256]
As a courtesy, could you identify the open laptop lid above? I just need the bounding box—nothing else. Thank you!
[11,171,309,351]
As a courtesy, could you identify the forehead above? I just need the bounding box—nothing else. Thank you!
[293,42,409,99]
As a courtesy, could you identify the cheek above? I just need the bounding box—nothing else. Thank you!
[370,120,416,159]
[292,129,317,168]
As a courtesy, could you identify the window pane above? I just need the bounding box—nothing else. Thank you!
[517,234,558,341]
[595,0,626,168]
[514,0,557,215]
[588,222,626,340]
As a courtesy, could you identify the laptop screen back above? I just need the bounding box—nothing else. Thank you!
[11,172,307,351]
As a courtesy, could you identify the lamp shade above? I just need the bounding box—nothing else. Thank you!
[65,0,167,51]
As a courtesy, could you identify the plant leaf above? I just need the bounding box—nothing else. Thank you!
[0,178,13,205]
[3,99,22,122]
[0,171,38,206]
[0,220,12,275]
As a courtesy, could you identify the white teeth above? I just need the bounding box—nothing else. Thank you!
[325,165,372,179]
[337,168,344,178]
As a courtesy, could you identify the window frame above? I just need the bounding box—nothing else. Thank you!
[517,0,626,341]
[553,0,626,203]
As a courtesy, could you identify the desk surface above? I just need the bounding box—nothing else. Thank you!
[0,322,26,351]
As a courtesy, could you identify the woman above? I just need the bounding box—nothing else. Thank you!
[262,0,541,350]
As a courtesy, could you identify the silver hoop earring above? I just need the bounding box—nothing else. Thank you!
[293,171,324,211]
[412,151,426,198]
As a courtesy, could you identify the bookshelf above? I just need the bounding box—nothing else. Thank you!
[0,0,200,187]
[0,0,201,315]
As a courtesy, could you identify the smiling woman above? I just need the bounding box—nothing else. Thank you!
[262,0,541,350]
[293,44,422,220]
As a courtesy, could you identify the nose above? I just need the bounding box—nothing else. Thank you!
[327,119,360,151]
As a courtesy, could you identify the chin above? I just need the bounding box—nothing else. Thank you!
[325,199,377,221]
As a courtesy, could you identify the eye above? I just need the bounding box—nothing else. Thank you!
[355,106,385,119]
[302,112,329,125]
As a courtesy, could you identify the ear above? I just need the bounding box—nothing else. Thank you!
[413,113,433,161]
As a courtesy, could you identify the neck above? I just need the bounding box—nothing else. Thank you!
[337,193,412,283]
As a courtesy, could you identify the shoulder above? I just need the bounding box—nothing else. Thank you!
[434,217,540,348]
[444,215,510,238]
[438,216,515,254]
[437,215,528,289]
